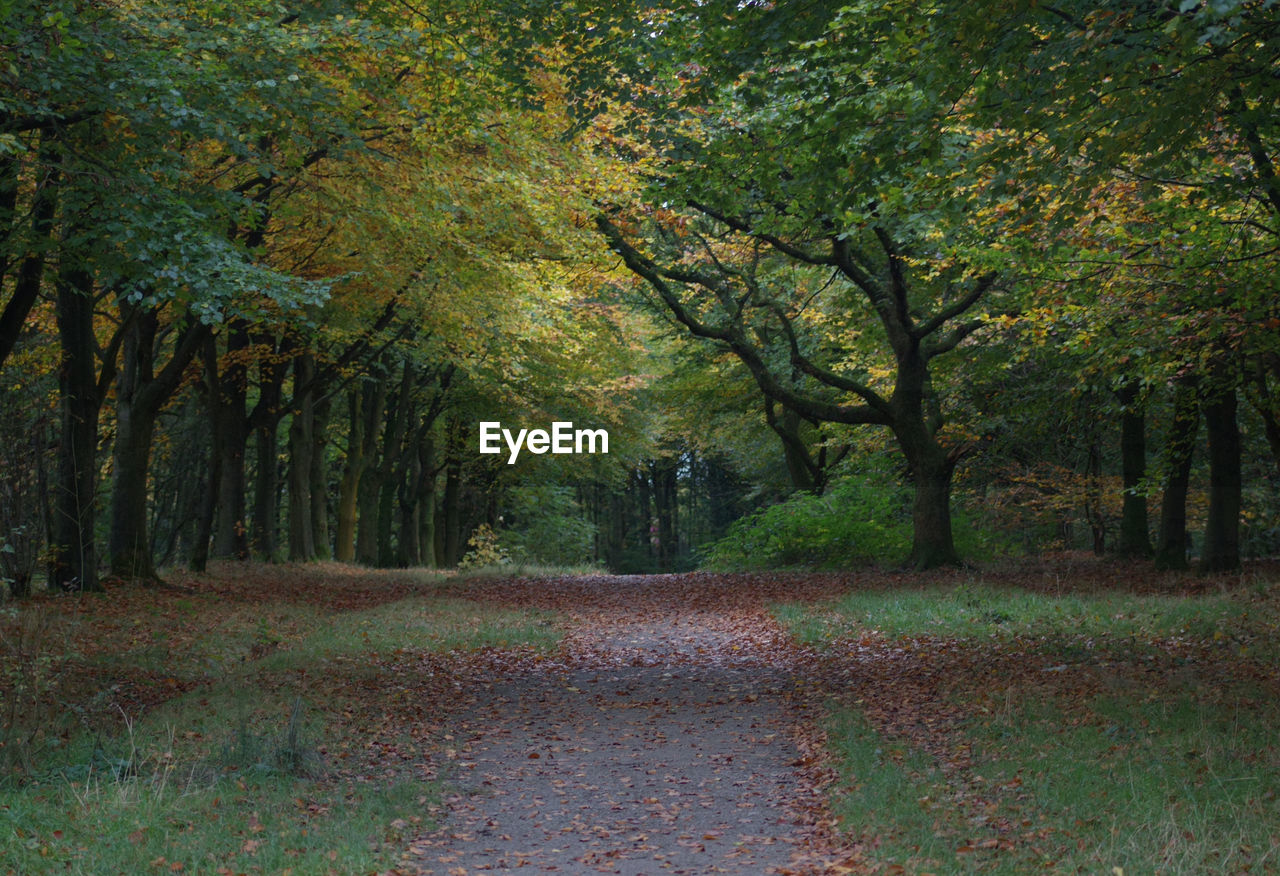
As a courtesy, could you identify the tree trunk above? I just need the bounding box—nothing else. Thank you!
[906,453,959,570]
[766,401,818,493]
[53,265,103,591]
[108,307,208,581]
[892,355,961,570]
[397,416,441,568]
[417,433,438,569]
[109,396,159,581]
[249,345,289,560]
[191,336,222,572]
[310,390,331,560]
[442,421,463,566]
[35,413,54,589]
[377,477,398,567]
[250,417,281,560]
[607,488,624,569]
[357,463,384,565]
[213,322,251,559]
[287,352,317,562]
[353,377,388,565]
[1084,438,1106,555]
[1200,384,1242,573]
[335,387,366,562]
[1116,382,1153,558]
[653,458,678,569]
[374,361,414,567]
[0,152,17,286]
[396,438,423,567]
[1155,381,1198,571]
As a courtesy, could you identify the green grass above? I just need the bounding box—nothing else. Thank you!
[70,594,560,682]
[4,770,427,875]
[781,577,1280,874]
[954,690,1280,874]
[776,580,1255,648]
[244,596,561,673]
[823,691,1280,874]
[823,708,958,869]
[1,584,563,875]
[455,561,607,580]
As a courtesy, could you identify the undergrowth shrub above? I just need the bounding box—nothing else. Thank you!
[701,471,1008,570]
[457,524,510,570]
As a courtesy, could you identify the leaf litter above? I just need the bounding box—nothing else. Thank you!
[8,559,1276,874]
[385,572,867,875]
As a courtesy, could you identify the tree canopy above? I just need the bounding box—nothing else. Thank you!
[1,0,1278,591]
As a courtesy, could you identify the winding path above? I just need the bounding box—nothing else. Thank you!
[398,574,848,875]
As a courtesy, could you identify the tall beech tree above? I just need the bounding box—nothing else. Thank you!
[596,1,1014,568]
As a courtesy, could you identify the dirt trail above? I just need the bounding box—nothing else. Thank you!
[398,575,847,875]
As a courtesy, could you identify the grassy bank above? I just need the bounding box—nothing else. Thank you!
[778,566,1280,874]
[0,563,562,875]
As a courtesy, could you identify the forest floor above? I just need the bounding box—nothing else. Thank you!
[2,559,1279,874]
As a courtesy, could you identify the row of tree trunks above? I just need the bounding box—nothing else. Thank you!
[31,261,529,584]
[1109,373,1240,573]
[36,276,1256,587]
[581,452,745,573]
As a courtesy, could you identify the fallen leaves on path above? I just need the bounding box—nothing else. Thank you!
[350,571,875,875]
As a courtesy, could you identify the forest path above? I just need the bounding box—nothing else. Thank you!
[394,573,852,875]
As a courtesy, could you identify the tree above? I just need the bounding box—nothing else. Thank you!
[594,1,1017,568]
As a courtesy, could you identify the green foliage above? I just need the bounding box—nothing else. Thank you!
[500,484,597,567]
[701,468,1005,570]
[702,476,913,570]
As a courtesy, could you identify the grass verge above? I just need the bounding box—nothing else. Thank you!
[0,564,563,875]
[775,579,1258,648]
[781,570,1280,874]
